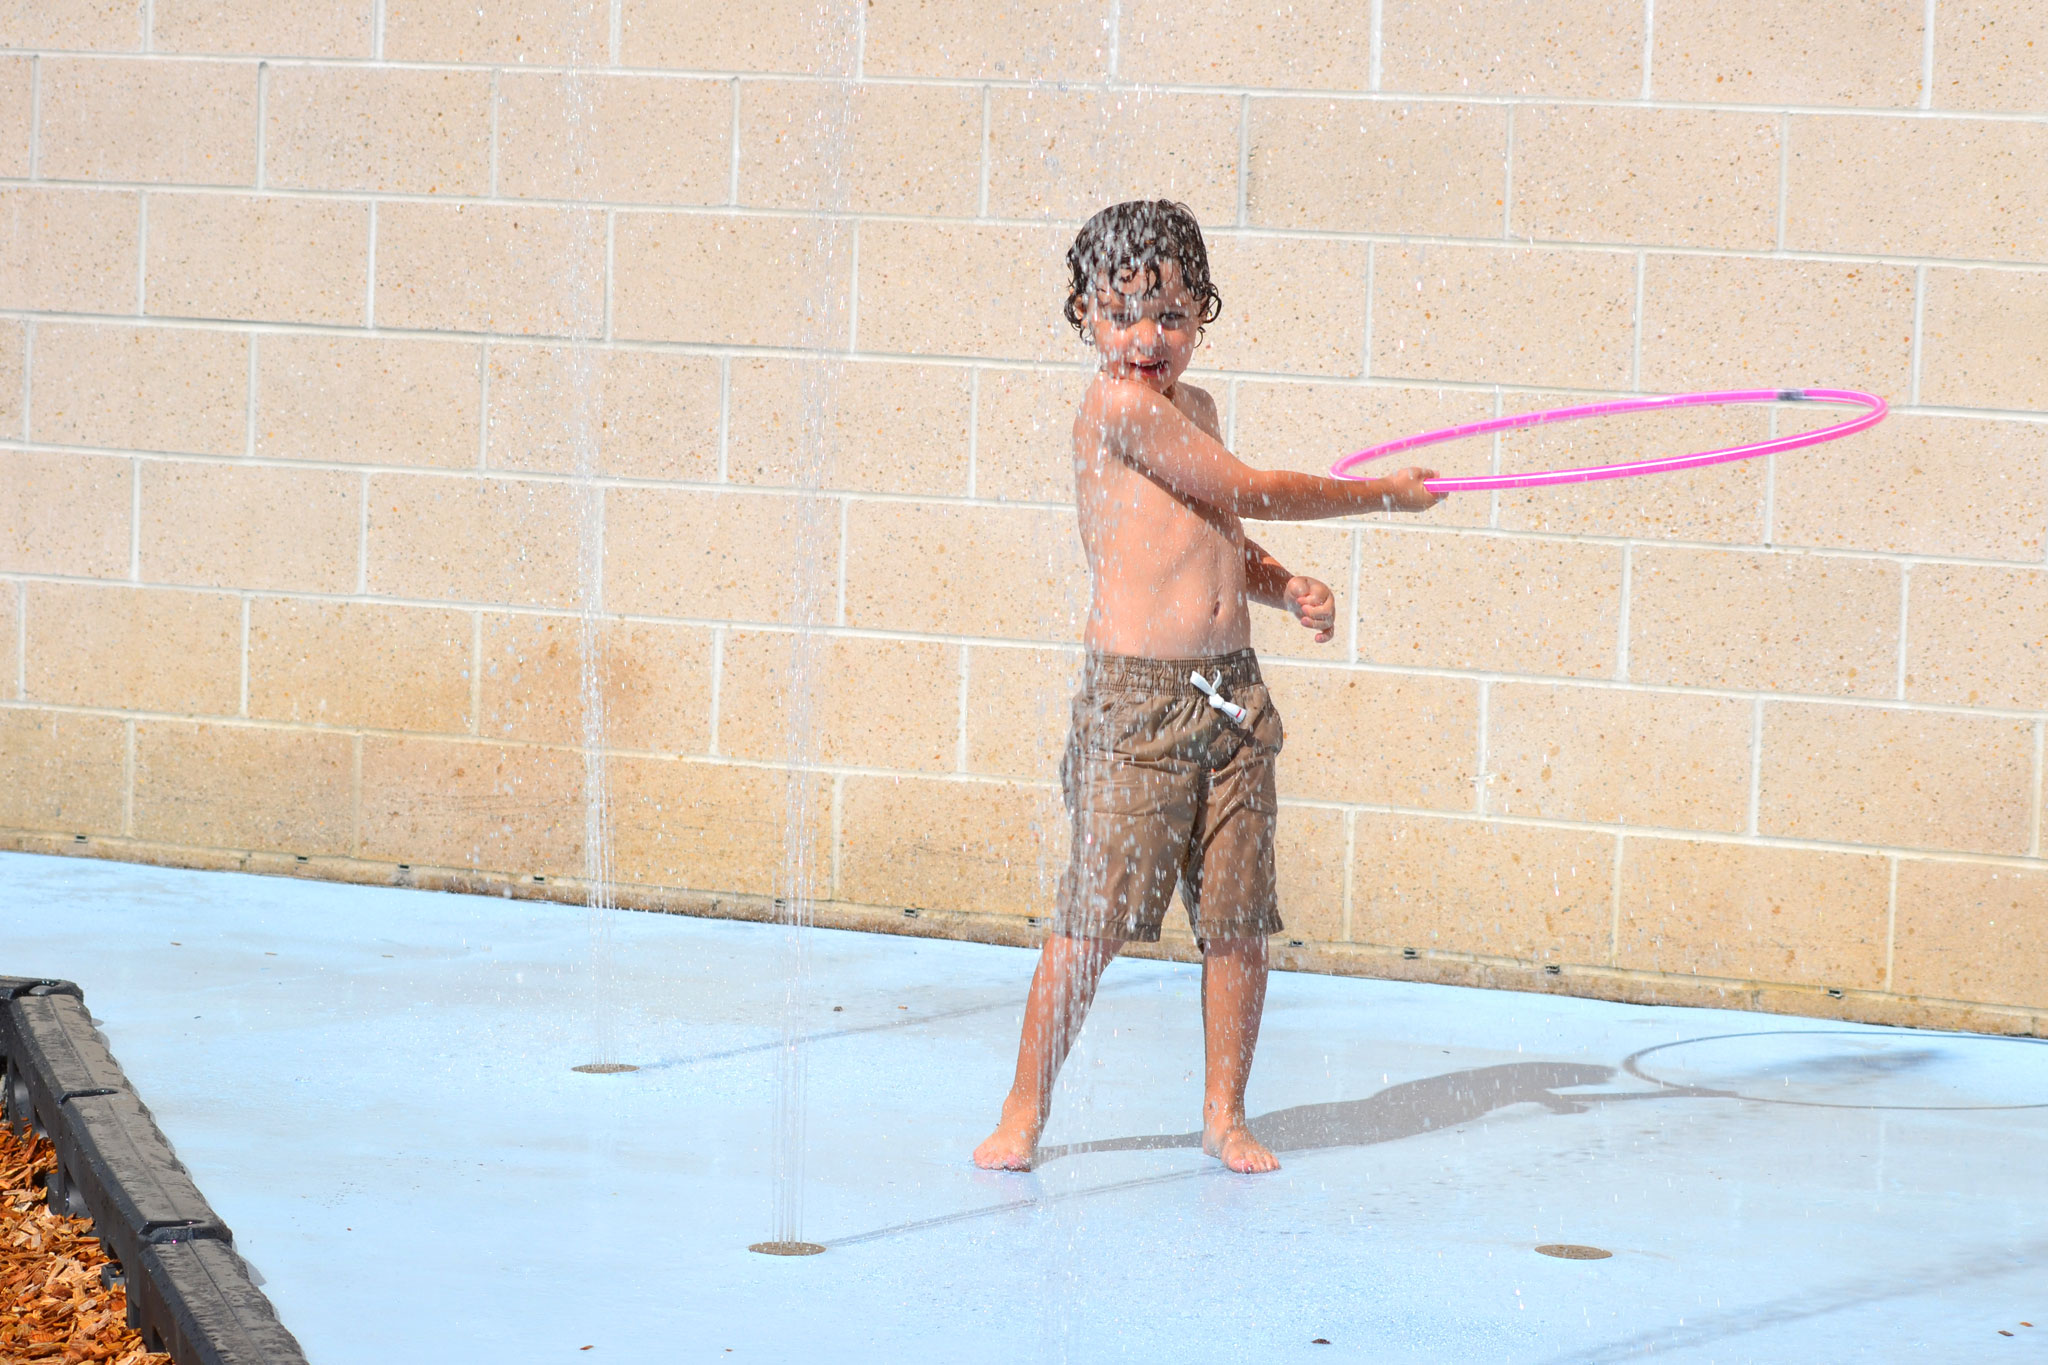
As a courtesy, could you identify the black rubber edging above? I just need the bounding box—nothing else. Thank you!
[0,974,310,1365]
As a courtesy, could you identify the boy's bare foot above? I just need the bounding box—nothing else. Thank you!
[973,1100,1043,1171]
[1203,1122,1280,1174]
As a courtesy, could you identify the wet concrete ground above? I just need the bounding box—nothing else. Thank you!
[2,850,2042,1363]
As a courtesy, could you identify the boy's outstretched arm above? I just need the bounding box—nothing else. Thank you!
[1101,379,1444,519]
[1244,538,1338,643]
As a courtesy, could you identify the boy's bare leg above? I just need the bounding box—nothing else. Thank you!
[1199,935,1280,1173]
[973,931,1124,1170]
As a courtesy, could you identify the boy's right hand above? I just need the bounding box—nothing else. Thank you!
[1375,467,1444,512]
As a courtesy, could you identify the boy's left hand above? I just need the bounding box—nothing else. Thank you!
[1284,576,1337,643]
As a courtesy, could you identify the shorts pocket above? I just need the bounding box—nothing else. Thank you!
[1068,751,1181,817]
[1242,681,1284,757]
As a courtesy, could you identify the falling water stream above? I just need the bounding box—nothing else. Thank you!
[753,0,863,1256]
[553,5,629,1078]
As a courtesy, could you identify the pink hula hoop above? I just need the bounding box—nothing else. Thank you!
[1330,388,1888,493]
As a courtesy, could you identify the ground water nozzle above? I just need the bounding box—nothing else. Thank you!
[1189,670,1247,725]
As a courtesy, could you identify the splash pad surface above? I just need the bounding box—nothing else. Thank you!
[2,851,2042,1362]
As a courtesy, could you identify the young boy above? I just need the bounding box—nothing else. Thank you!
[973,200,1444,1175]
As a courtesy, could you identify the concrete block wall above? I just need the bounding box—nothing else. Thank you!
[2,0,2046,1034]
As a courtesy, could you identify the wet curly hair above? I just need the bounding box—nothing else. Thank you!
[1062,199,1223,335]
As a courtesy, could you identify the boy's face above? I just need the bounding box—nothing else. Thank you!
[1084,258,1200,394]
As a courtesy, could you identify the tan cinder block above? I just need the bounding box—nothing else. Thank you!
[742,81,981,216]
[1653,0,1924,106]
[259,334,481,469]
[487,345,718,481]
[1758,702,2033,854]
[1639,255,1914,395]
[1246,100,1506,238]
[265,66,490,195]
[1488,684,1752,830]
[605,488,837,625]
[144,193,368,326]
[1264,663,1478,810]
[384,0,607,63]
[1241,523,1355,662]
[25,583,239,715]
[1276,804,1348,943]
[358,735,583,875]
[139,462,357,594]
[248,598,472,732]
[1495,393,1768,544]
[1935,1,2048,114]
[1382,0,1642,97]
[613,213,850,348]
[0,0,141,50]
[1905,564,2048,710]
[366,473,581,609]
[1893,860,2048,1007]
[985,89,1239,224]
[0,451,130,578]
[621,0,850,73]
[1920,269,2048,412]
[1355,530,1624,678]
[1772,414,2047,561]
[1350,812,1613,962]
[974,366,1082,505]
[0,323,17,440]
[0,58,29,178]
[133,721,352,855]
[717,631,958,771]
[1121,0,1370,88]
[1201,236,1370,379]
[1371,245,1635,389]
[0,189,139,314]
[838,775,1061,916]
[1618,838,1889,988]
[479,613,711,754]
[1510,107,1779,250]
[1788,116,2048,262]
[727,358,971,496]
[855,221,1073,363]
[0,322,17,438]
[844,501,1087,641]
[610,758,826,896]
[34,324,246,457]
[38,58,254,185]
[498,73,730,204]
[1629,547,1896,697]
[153,0,372,56]
[0,583,12,687]
[863,0,1110,80]
[376,203,604,337]
[964,644,1080,780]
[0,711,126,835]
[1235,380,1494,530]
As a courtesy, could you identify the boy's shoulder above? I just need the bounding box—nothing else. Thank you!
[1077,374,1219,424]
[1168,380,1221,439]
[1170,379,1218,418]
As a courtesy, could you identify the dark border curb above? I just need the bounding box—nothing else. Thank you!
[0,974,310,1365]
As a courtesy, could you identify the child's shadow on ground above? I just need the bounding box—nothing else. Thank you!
[1033,1061,1633,1165]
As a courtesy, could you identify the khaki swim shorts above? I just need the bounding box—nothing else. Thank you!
[1053,647,1285,945]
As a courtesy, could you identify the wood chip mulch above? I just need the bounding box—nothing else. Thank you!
[1,1118,169,1365]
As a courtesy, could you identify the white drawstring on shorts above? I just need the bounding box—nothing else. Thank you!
[1188,670,1248,724]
